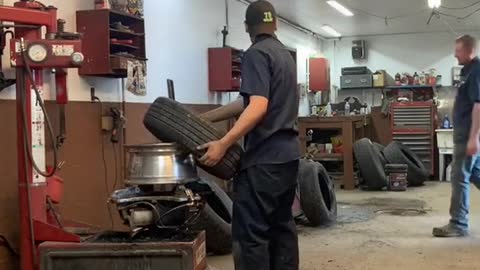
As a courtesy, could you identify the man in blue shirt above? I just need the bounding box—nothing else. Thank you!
[433,35,480,237]
[198,1,300,269]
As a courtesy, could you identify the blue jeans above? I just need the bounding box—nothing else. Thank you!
[449,144,480,230]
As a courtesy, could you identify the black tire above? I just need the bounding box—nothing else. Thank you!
[373,142,387,166]
[298,159,337,227]
[383,141,429,187]
[353,138,387,190]
[192,179,233,255]
[143,97,243,180]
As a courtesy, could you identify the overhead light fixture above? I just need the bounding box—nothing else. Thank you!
[326,1,354,16]
[322,25,342,37]
[428,0,441,9]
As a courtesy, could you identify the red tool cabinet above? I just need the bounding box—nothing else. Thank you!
[309,57,330,91]
[390,101,437,176]
[76,9,146,78]
[208,47,243,92]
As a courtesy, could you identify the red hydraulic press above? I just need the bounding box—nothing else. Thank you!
[0,1,84,269]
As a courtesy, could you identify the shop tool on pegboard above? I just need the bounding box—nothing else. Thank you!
[1,1,206,270]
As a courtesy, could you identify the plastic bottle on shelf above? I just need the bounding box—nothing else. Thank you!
[345,102,350,115]
[326,102,332,117]
[442,114,451,129]
[413,72,419,85]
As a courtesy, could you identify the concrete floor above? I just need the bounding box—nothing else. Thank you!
[208,182,480,270]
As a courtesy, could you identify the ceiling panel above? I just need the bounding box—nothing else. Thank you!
[266,0,480,37]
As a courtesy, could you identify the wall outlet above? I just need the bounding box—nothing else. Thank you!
[102,116,113,131]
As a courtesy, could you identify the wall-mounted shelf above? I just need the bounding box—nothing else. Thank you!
[312,153,343,161]
[385,85,441,89]
[111,43,140,50]
[110,28,145,37]
[208,47,244,92]
[77,9,146,78]
[339,87,383,91]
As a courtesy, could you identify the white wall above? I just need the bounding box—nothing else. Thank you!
[0,0,323,108]
[140,0,323,108]
[323,32,479,103]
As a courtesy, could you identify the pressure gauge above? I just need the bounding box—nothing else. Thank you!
[71,52,84,65]
[27,44,48,63]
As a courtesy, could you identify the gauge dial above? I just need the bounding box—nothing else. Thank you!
[71,52,84,65]
[27,44,48,63]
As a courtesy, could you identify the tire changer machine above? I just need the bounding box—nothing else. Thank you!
[1,1,207,270]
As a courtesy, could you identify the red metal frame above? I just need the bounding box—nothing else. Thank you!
[0,2,82,270]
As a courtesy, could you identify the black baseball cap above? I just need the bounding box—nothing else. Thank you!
[245,0,277,35]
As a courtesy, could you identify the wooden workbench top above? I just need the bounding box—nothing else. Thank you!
[298,115,369,122]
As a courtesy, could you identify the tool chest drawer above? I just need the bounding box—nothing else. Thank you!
[390,102,436,176]
[392,106,433,129]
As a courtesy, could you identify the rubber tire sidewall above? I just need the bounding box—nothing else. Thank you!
[143,97,243,180]
[193,179,233,255]
[373,142,387,166]
[298,159,337,227]
[383,141,429,186]
[353,138,387,190]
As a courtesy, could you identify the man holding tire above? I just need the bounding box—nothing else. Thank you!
[433,35,480,237]
[198,1,300,269]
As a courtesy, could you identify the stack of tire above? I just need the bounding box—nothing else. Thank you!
[353,138,429,190]
[297,159,337,227]
[143,97,242,254]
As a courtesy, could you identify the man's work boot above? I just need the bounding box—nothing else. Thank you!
[432,224,469,237]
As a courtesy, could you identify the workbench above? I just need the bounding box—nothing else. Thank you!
[298,115,370,190]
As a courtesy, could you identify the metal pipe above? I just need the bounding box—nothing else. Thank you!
[225,0,229,29]
[333,28,480,39]
[235,0,326,41]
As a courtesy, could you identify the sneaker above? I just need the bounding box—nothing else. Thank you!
[432,224,469,237]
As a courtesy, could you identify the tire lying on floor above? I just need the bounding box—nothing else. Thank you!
[143,97,243,180]
[298,159,337,227]
[373,142,387,166]
[353,138,387,190]
[190,179,233,255]
[383,141,429,186]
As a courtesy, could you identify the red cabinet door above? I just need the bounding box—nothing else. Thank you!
[309,58,330,91]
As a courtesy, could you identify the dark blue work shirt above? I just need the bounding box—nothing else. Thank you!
[454,57,480,144]
[240,34,300,170]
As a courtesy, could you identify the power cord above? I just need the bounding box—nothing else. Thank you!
[112,142,119,192]
[95,98,115,230]
[0,235,18,258]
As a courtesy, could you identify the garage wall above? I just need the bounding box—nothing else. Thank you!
[323,31,480,103]
[135,0,323,109]
[0,0,323,107]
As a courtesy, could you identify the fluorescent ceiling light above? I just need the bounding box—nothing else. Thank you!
[326,1,354,16]
[428,0,441,8]
[322,25,342,37]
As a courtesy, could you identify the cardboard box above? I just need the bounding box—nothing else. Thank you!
[373,70,394,87]
[373,70,386,87]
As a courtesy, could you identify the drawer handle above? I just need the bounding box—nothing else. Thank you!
[345,79,352,83]
[360,79,367,83]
